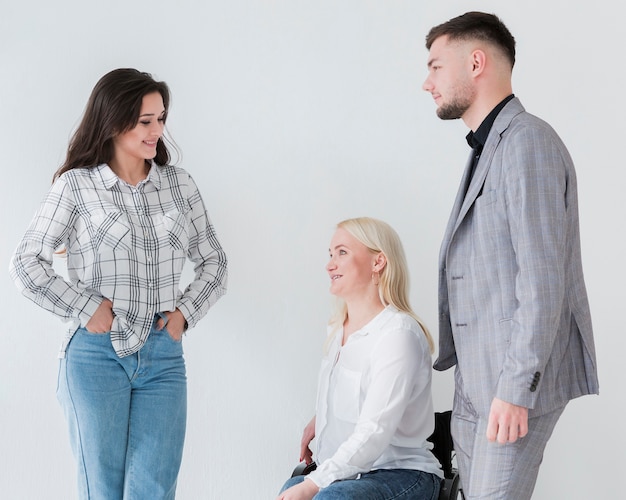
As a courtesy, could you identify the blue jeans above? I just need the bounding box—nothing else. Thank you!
[280,469,441,499]
[57,316,187,499]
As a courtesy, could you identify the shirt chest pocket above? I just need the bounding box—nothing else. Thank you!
[332,366,362,423]
[156,211,190,251]
[90,211,131,252]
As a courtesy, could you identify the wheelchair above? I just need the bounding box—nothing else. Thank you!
[428,411,464,499]
[290,410,464,500]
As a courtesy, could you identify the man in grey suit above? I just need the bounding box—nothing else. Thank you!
[422,12,599,499]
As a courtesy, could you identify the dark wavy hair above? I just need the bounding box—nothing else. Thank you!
[54,68,172,181]
[425,11,516,69]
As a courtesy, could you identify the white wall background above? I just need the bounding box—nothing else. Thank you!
[1,1,622,498]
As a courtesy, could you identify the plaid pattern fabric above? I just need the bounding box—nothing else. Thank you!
[10,163,227,357]
[434,98,597,417]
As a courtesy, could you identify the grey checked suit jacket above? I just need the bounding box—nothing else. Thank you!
[434,97,599,417]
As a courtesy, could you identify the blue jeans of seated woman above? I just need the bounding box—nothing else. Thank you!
[279,468,441,500]
[57,315,187,500]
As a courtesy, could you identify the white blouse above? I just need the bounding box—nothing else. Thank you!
[308,305,443,489]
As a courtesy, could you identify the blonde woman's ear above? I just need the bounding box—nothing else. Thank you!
[373,252,387,272]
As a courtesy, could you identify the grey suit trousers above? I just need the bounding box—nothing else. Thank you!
[451,369,565,500]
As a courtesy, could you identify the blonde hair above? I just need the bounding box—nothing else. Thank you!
[329,217,434,353]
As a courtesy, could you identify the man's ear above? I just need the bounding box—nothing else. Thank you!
[470,49,487,75]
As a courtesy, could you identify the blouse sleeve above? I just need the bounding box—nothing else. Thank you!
[9,177,102,324]
[175,173,228,328]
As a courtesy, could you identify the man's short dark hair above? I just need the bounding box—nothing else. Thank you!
[425,11,516,68]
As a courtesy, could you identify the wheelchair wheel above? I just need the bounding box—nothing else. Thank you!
[439,474,464,500]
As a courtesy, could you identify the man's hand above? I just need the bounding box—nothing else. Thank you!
[486,397,529,444]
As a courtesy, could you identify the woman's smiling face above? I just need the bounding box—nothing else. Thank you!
[112,91,166,169]
[326,227,377,300]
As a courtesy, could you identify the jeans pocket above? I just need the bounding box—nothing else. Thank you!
[82,329,111,336]
[155,312,183,344]
[163,326,183,344]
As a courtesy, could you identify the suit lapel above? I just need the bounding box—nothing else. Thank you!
[454,135,500,230]
[448,99,526,239]
[439,150,474,266]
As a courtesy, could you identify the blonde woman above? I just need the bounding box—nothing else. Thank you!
[277,217,442,500]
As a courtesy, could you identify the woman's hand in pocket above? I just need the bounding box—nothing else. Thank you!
[157,309,186,341]
[85,299,114,333]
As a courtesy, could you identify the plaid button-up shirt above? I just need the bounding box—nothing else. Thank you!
[10,163,227,357]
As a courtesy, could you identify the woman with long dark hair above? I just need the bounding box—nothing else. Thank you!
[10,68,228,499]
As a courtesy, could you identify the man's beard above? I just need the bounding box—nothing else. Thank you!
[436,98,470,120]
[435,84,473,120]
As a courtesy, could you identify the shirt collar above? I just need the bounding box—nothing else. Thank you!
[146,162,162,189]
[465,94,515,150]
[95,164,119,189]
[346,304,397,339]
[96,161,162,190]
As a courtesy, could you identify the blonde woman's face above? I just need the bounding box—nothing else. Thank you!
[326,227,376,300]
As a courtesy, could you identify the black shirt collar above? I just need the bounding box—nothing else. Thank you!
[466,94,515,150]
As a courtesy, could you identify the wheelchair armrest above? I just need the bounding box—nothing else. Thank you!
[291,461,318,478]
